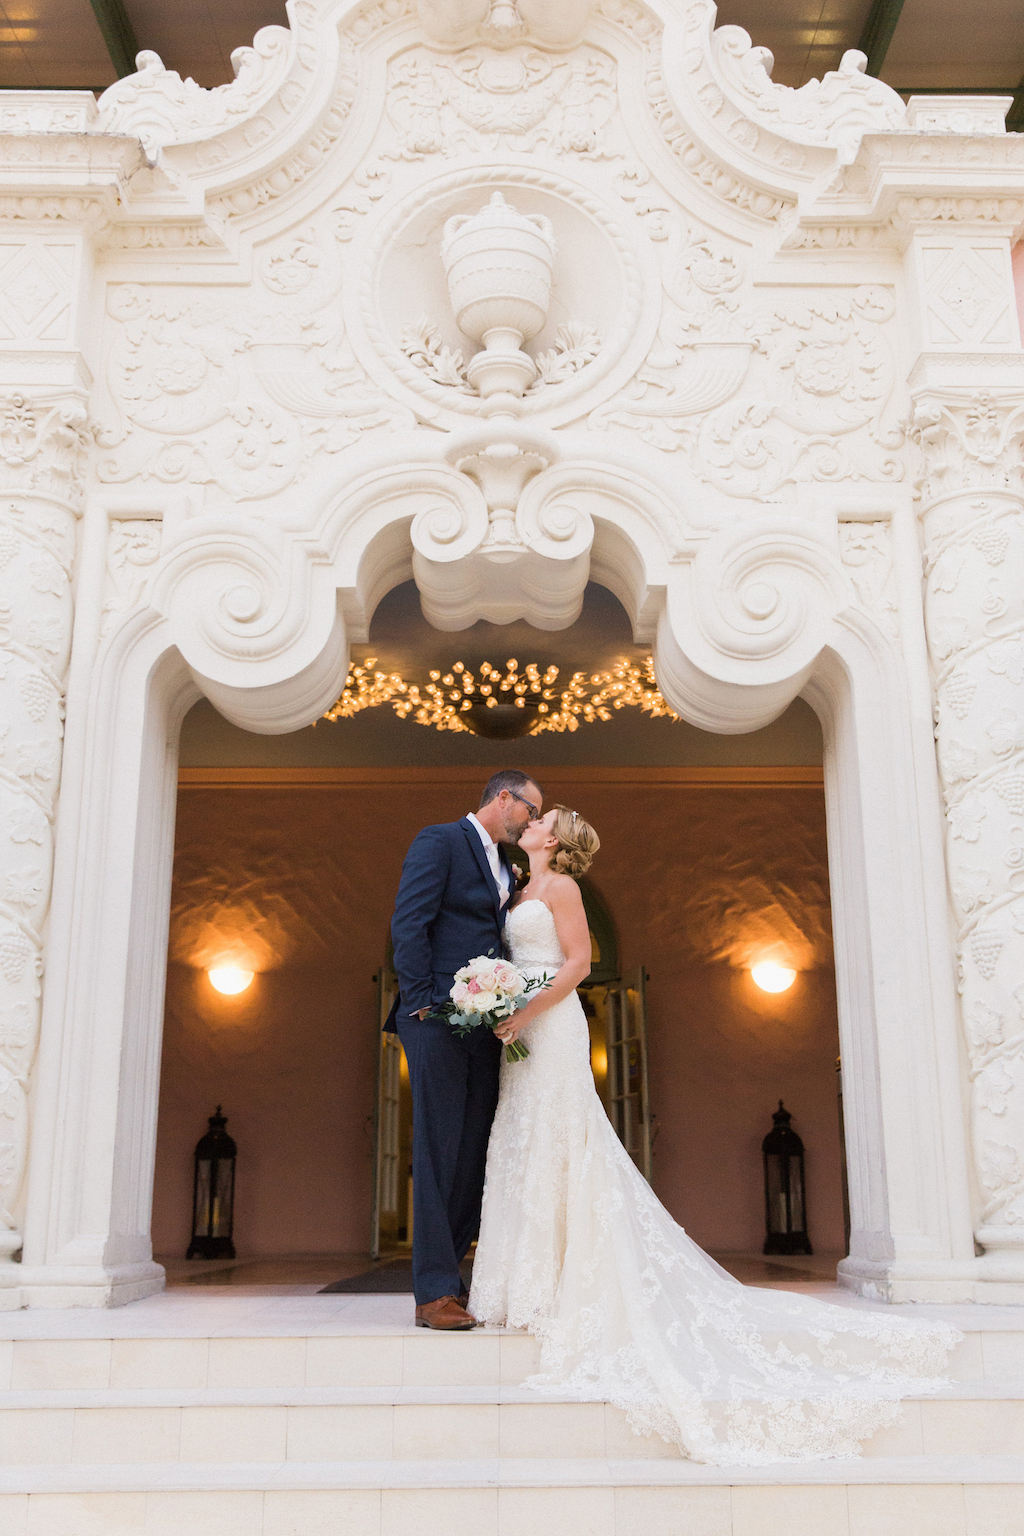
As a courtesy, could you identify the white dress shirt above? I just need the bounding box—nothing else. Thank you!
[467,812,510,906]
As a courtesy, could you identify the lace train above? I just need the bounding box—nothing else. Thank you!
[469,900,961,1467]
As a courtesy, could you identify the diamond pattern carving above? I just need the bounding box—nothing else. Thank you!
[923,241,1016,349]
[6,263,58,328]
[0,241,74,344]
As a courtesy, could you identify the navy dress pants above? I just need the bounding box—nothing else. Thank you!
[396,1003,502,1305]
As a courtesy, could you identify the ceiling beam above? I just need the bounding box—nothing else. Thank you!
[87,0,140,79]
[1007,72,1024,131]
[858,0,907,77]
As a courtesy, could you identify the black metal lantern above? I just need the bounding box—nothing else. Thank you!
[187,1106,237,1260]
[762,1100,812,1256]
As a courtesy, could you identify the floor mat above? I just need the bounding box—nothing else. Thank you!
[319,1257,473,1294]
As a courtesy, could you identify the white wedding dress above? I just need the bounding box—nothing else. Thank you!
[469,900,962,1466]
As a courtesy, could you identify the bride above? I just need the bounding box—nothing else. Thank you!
[468,804,961,1466]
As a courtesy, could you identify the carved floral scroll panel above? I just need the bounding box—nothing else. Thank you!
[91,20,907,557]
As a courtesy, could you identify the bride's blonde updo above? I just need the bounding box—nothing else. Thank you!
[548,804,600,879]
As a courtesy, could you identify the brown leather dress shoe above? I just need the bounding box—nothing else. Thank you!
[415,1294,477,1330]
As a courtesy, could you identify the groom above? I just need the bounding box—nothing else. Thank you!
[390,769,543,1329]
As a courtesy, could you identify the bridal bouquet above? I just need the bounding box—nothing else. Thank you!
[431,954,550,1063]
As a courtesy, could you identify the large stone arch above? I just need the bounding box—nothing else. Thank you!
[15,463,971,1305]
[2,0,1023,1303]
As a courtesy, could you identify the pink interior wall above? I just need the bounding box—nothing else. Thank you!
[1014,241,1024,340]
[152,775,844,1259]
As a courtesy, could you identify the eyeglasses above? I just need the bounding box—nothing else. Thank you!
[507,789,540,821]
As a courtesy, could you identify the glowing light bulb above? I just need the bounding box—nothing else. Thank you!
[751,961,797,994]
[208,967,254,995]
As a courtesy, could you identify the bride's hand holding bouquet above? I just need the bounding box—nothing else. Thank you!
[430,954,551,1063]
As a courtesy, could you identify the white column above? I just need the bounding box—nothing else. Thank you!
[905,214,1024,1276]
[0,396,86,1276]
[0,173,107,1303]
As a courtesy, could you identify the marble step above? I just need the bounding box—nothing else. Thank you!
[1,1456,1024,1536]
[0,1332,543,1392]
[2,1383,1024,1465]
[2,1322,1023,1392]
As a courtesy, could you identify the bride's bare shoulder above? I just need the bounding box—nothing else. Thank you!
[548,872,584,904]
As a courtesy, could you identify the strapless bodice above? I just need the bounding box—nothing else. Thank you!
[505,900,565,969]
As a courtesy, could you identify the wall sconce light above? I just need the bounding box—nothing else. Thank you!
[751,961,797,993]
[208,966,255,995]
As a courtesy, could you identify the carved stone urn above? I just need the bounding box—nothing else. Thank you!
[441,191,556,411]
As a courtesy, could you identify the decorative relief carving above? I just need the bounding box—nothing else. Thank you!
[0,240,74,345]
[400,318,474,392]
[353,164,645,428]
[919,239,1017,351]
[917,394,1024,1240]
[206,81,356,222]
[96,279,414,502]
[910,392,1024,503]
[641,59,792,223]
[781,224,892,253]
[0,196,111,233]
[384,45,617,160]
[100,2,412,229]
[0,95,97,134]
[708,37,905,156]
[784,190,1024,258]
[904,96,1011,136]
[0,491,74,1249]
[100,521,163,639]
[95,32,295,163]
[838,521,899,636]
[890,197,1024,252]
[411,442,597,631]
[592,283,902,504]
[417,0,593,50]
[0,393,90,510]
[440,190,558,411]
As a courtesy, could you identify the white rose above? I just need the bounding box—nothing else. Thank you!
[496,964,523,995]
[473,991,498,1013]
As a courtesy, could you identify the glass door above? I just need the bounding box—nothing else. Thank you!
[582,966,652,1182]
[370,960,401,1260]
[606,967,652,1181]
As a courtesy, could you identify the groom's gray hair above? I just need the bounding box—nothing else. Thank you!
[480,769,542,808]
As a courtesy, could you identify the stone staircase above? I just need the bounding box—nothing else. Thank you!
[1,1294,1023,1535]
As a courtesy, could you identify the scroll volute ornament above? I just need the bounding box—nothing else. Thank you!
[441,192,557,414]
[654,518,849,733]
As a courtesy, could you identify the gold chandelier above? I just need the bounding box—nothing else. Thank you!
[324,655,679,739]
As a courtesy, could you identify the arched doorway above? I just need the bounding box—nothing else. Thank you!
[19,476,971,1307]
[152,581,847,1286]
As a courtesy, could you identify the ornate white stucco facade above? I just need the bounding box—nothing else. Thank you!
[0,0,1022,1308]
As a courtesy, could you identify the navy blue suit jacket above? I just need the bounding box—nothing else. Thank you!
[389,817,512,1026]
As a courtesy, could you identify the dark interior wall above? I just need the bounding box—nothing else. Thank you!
[153,770,843,1259]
